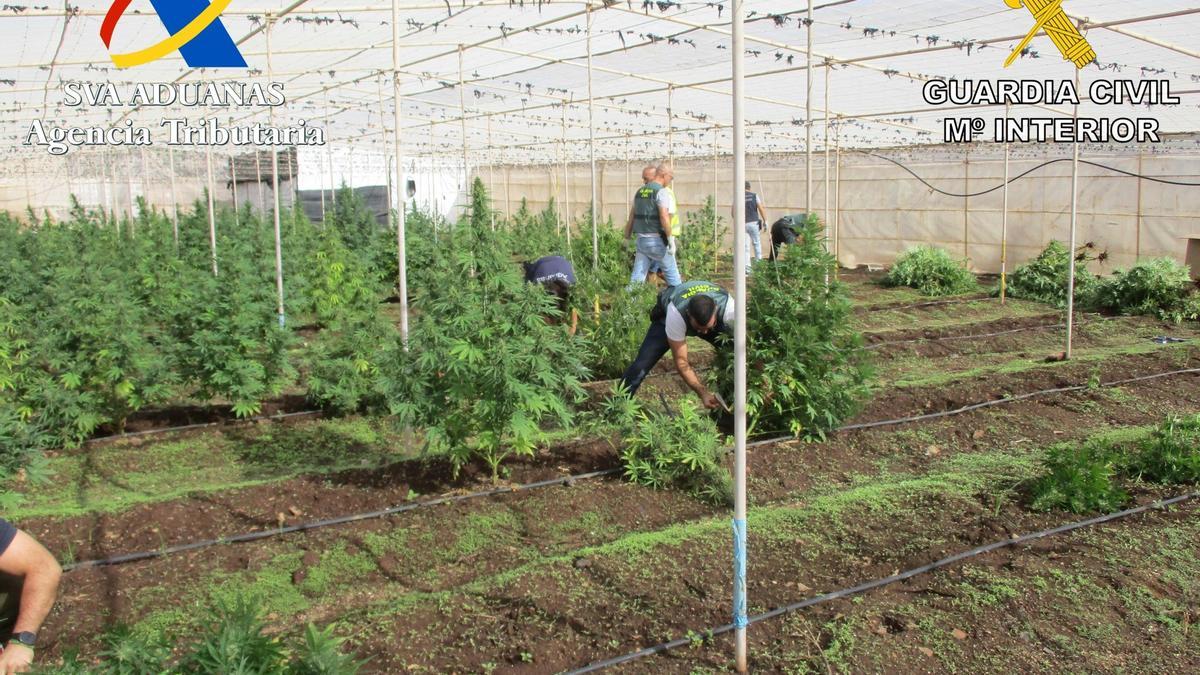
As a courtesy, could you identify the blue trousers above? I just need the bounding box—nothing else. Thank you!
[619,319,723,396]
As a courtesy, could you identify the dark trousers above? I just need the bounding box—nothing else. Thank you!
[620,320,722,396]
[770,227,797,260]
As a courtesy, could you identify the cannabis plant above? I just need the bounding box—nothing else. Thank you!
[1093,257,1200,323]
[1004,240,1100,308]
[620,397,733,505]
[714,219,872,438]
[883,245,978,296]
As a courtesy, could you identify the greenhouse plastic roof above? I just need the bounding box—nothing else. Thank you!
[2,0,1199,173]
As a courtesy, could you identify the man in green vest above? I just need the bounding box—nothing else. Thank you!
[619,280,734,408]
[623,164,681,287]
[647,163,682,282]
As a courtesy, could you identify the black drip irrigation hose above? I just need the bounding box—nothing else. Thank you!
[857,152,1200,198]
[83,409,324,446]
[563,489,1200,674]
[57,366,1200,574]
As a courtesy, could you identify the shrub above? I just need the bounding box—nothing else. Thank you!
[1004,241,1100,308]
[1126,413,1200,484]
[1030,441,1130,514]
[882,245,978,296]
[1093,257,1200,323]
[714,217,872,438]
[576,283,657,380]
[677,195,727,280]
[619,397,733,505]
[379,222,588,481]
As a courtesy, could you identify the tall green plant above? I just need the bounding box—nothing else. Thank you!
[1004,241,1100,308]
[1093,257,1200,323]
[883,245,978,296]
[677,195,726,280]
[714,219,872,438]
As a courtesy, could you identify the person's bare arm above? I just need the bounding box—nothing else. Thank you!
[624,205,636,238]
[568,308,579,337]
[658,205,673,238]
[758,204,768,227]
[669,339,718,408]
[0,530,61,673]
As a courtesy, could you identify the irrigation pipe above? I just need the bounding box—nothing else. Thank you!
[857,153,1200,197]
[83,409,323,446]
[563,489,1200,674]
[57,366,1200,574]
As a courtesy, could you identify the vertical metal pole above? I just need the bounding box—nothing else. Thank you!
[1135,150,1143,261]
[101,145,113,227]
[255,151,266,215]
[378,73,394,230]
[505,165,511,217]
[488,115,496,231]
[587,2,598,269]
[124,148,135,228]
[21,158,32,211]
[963,146,970,261]
[267,14,286,327]
[205,140,218,276]
[731,1,749,671]
[713,126,720,272]
[667,84,674,163]
[1065,66,1080,360]
[805,0,813,217]
[65,151,74,206]
[1000,102,1010,304]
[562,104,571,239]
[625,133,631,199]
[168,145,179,247]
[230,155,240,228]
[459,44,469,219]
[348,144,355,190]
[823,60,831,238]
[393,0,410,347]
[834,117,841,273]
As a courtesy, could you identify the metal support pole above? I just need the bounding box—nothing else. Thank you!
[625,133,631,200]
[230,154,240,228]
[731,1,749,671]
[255,151,266,215]
[823,60,831,237]
[1000,102,1010,304]
[101,146,113,227]
[348,144,355,190]
[124,147,135,225]
[667,84,674,163]
[805,0,813,217]
[392,0,410,347]
[204,140,218,276]
[378,73,394,230]
[713,126,720,272]
[587,2,598,269]
[562,104,570,238]
[1135,150,1143,261]
[65,151,74,205]
[459,44,469,218]
[488,115,496,231]
[168,146,179,247]
[505,165,511,217]
[963,146,970,261]
[834,116,841,273]
[21,158,31,211]
[267,13,286,327]
[1065,66,1081,360]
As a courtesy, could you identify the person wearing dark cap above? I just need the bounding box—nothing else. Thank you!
[522,254,579,336]
[0,518,61,673]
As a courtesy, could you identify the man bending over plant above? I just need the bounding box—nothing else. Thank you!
[523,255,579,336]
[0,519,61,673]
[620,280,733,409]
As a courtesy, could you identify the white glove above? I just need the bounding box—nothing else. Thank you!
[667,236,677,257]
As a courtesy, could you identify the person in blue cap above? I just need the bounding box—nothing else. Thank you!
[523,254,579,336]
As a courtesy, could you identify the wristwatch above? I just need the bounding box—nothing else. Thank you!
[10,632,36,648]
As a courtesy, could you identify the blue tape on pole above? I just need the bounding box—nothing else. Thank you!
[732,517,748,629]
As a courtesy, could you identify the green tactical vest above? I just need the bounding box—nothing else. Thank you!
[632,181,664,235]
[659,281,731,336]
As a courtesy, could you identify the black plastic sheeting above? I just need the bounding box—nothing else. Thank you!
[296,185,390,226]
